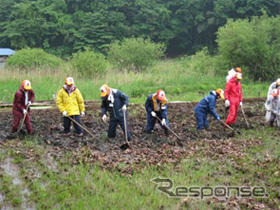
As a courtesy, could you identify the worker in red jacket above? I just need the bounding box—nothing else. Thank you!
[11,80,35,134]
[224,72,243,125]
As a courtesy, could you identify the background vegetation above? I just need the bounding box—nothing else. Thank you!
[1,0,280,57]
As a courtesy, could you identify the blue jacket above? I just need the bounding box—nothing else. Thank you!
[101,89,129,120]
[145,94,167,119]
[194,91,219,120]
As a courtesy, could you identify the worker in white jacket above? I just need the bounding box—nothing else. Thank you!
[266,78,280,101]
[265,88,280,127]
[226,67,242,82]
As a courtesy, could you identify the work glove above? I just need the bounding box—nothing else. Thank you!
[161,119,167,126]
[28,101,32,106]
[217,116,220,121]
[81,112,85,117]
[151,111,156,117]
[23,109,27,114]
[62,111,67,116]
[239,102,243,107]
[102,114,107,123]
[122,105,127,111]
[225,100,230,107]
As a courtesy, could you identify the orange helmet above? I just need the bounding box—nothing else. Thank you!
[216,88,224,99]
[271,88,279,97]
[156,89,166,101]
[235,67,242,73]
[100,84,110,97]
[21,80,32,90]
[65,77,74,86]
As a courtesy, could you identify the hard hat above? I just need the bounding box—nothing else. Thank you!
[100,84,110,97]
[235,67,242,73]
[216,88,224,99]
[65,77,74,86]
[156,89,166,101]
[236,72,242,80]
[276,78,280,86]
[21,80,32,90]
[271,88,279,97]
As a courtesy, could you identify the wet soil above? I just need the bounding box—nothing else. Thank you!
[0,99,266,171]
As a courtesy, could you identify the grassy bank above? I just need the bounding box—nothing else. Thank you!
[0,58,269,103]
[0,126,279,209]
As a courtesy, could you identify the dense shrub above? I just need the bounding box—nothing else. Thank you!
[216,14,280,81]
[108,38,166,72]
[6,48,63,69]
[71,49,109,77]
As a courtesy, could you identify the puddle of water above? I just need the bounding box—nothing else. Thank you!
[0,157,22,185]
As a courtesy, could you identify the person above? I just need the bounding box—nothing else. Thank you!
[226,67,242,82]
[11,80,35,135]
[194,89,224,130]
[225,72,243,125]
[100,84,131,140]
[266,78,280,101]
[265,88,280,127]
[56,77,85,136]
[145,89,169,135]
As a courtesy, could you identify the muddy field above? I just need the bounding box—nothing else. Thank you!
[0,98,266,172]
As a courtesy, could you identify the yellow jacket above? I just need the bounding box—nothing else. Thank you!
[56,86,85,116]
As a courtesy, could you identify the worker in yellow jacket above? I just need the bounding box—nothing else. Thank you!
[56,77,85,136]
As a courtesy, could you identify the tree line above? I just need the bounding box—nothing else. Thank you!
[1,0,280,57]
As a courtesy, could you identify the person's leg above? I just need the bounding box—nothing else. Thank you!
[146,112,156,133]
[72,115,82,134]
[203,113,209,129]
[63,117,71,133]
[108,119,118,138]
[226,101,238,125]
[24,113,33,134]
[195,111,205,130]
[11,111,22,133]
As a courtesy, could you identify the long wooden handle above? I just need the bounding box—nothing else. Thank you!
[154,115,182,141]
[67,116,95,138]
[241,106,250,128]
[220,120,234,131]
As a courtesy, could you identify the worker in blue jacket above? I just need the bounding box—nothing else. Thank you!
[194,89,224,130]
[145,89,169,135]
[100,84,131,140]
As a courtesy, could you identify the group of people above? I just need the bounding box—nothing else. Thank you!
[9,67,280,140]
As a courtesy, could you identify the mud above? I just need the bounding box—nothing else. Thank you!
[0,99,266,170]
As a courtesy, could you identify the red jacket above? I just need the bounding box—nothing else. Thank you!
[225,77,242,103]
[13,88,35,113]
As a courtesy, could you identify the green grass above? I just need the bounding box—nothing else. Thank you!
[0,58,270,103]
[0,127,279,209]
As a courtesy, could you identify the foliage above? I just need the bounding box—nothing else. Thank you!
[1,0,280,56]
[108,38,165,72]
[5,48,63,69]
[70,49,109,77]
[216,14,280,81]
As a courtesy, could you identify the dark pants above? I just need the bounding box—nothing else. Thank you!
[12,110,32,134]
[145,112,168,133]
[195,109,209,130]
[63,115,82,134]
[108,117,131,140]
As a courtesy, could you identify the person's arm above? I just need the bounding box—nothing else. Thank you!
[145,96,152,113]
[101,99,107,115]
[208,96,219,120]
[118,91,129,106]
[14,91,25,113]
[76,88,85,112]
[29,90,35,103]
[56,89,65,113]
[161,102,168,119]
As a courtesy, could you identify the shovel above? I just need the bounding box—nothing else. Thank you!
[154,115,183,147]
[67,116,95,138]
[219,120,241,134]
[240,106,250,128]
[120,109,130,150]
